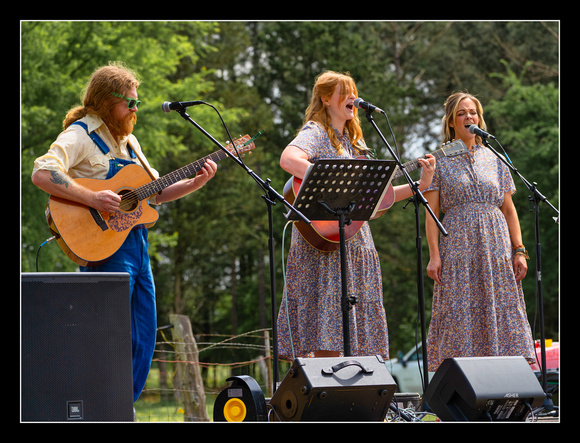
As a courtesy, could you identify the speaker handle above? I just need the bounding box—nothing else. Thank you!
[322,360,374,376]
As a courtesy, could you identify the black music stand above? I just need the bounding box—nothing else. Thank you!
[286,158,398,356]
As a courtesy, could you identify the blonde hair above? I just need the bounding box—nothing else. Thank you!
[302,71,370,156]
[441,91,487,145]
[63,62,140,129]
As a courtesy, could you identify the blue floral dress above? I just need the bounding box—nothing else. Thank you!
[424,144,535,371]
[277,122,389,359]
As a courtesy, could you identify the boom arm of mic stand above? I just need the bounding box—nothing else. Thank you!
[174,109,310,397]
[480,137,558,412]
[481,138,559,219]
[175,109,311,224]
[362,112,447,236]
[363,110,446,395]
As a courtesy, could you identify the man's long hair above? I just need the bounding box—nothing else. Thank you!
[63,62,140,138]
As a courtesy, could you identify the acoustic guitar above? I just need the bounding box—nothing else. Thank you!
[283,139,467,251]
[46,135,256,266]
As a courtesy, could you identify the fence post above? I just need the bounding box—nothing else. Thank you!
[264,329,273,398]
[170,314,210,422]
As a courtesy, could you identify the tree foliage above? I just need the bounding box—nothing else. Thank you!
[21,21,559,366]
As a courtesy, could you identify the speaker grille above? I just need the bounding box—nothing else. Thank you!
[22,273,134,421]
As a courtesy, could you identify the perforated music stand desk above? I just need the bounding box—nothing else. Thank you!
[286,159,398,222]
[286,158,398,355]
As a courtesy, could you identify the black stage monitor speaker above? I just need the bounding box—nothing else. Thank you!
[423,356,546,421]
[21,272,134,421]
[269,355,397,421]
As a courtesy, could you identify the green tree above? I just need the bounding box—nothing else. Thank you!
[486,65,559,340]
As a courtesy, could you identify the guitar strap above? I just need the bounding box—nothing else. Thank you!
[125,143,158,183]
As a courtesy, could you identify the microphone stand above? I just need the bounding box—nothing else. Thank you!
[480,136,559,414]
[362,111,447,395]
[174,108,310,396]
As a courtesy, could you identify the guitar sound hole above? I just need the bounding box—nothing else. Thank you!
[118,189,139,212]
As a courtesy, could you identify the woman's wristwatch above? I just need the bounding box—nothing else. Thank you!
[513,244,529,259]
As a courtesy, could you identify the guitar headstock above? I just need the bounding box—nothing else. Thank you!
[441,139,468,157]
[226,134,256,156]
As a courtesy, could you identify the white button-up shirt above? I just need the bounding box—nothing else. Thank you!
[32,113,159,181]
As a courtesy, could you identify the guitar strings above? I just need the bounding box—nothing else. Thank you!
[116,140,250,210]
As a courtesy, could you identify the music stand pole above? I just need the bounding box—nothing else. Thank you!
[288,158,397,357]
[317,201,357,356]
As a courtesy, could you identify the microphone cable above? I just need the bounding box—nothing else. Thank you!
[35,235,56,272]
[193,101,247,167]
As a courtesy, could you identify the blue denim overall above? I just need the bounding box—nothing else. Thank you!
[73,121,157,402]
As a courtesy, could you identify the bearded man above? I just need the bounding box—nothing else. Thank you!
[32,62,217,403]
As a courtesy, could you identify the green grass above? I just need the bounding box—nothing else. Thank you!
[134,366,218,422]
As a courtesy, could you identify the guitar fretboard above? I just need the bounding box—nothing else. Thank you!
[121,135,252,206]
[134,149,230,201]
[392,140,466,181]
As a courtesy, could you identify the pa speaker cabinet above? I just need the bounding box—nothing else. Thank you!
[21,272,134,421]
[423,356,546,421]
[269,355,396,421]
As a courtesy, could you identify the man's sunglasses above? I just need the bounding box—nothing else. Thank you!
[111,92,141,109]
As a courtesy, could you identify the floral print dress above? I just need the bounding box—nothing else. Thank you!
[424,144,535,372]
[277,122,389,359]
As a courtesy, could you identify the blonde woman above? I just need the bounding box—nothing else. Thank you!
[423,92,535,372]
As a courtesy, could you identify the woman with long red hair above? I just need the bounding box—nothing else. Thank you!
[278,71,435,359]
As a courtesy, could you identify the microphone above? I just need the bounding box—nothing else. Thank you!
[354,97,385,114]
[161,100,206,113]
[468,124,495,140]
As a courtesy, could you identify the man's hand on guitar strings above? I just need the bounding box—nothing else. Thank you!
[93,189,122,213]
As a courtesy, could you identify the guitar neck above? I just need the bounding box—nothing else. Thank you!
[391,146,450,181]
[135,149,228,201]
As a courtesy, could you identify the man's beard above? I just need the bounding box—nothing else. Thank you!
[105,112,137,140]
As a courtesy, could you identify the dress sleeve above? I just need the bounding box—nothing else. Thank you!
[498,159,516,195]
[288,121,326,161]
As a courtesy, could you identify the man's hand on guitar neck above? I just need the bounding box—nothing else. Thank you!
[155,159,217,204]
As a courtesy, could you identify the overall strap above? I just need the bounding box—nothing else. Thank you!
[72,120,157,183]
[71,121,111,155]
[72,120,137,159]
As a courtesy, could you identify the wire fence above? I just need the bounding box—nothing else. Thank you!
[133,318,560,422]
[133,322,286,422]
